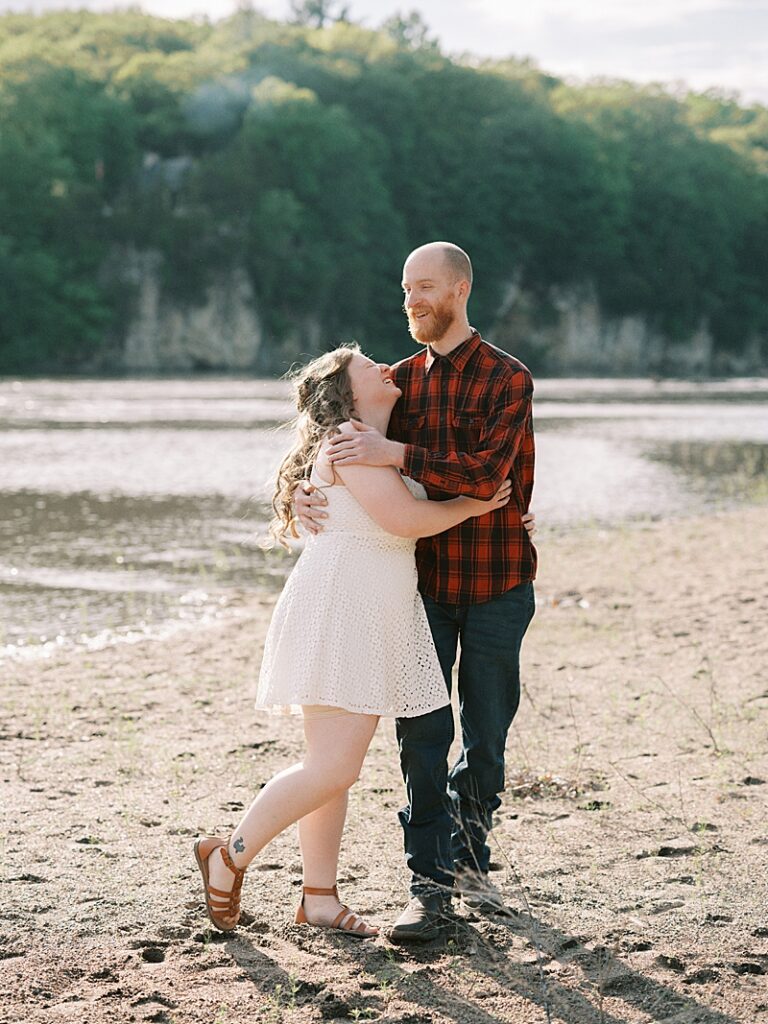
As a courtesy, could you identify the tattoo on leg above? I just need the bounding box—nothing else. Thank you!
[233,836,245,854]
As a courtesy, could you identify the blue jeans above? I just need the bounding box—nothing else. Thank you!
[395,581,535,895]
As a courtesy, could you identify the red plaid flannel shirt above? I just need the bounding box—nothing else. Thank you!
[388,329,537,605]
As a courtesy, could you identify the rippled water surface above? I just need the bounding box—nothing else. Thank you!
[2,376,766,657]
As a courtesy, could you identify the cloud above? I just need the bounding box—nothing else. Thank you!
[4,0,767,102]
[461,0,768,101]
[470,0,762,31]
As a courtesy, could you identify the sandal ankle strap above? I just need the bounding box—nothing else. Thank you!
[220,842,246,880]
[302,884,338,896]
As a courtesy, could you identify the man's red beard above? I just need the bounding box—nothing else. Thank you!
[406,298,456,345]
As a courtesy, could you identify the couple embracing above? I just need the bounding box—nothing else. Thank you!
[195,241,537,943]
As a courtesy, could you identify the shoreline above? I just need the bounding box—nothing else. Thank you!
[1,504,767,1023]
[3,496,765,665]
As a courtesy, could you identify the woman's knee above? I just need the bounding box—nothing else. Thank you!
[335,764,364,792]
[303,752,365,794]
[302,713,376,792]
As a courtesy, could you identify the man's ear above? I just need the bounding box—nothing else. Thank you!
[457,279,471,302]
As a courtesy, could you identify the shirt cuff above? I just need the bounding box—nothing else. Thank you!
[402,443,427,481]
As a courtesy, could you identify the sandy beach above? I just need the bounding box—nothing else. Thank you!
[1,504,767,1024]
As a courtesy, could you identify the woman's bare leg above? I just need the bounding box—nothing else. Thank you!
[299,790,347,886]
[297,790,348,924]
[206,712,378,906]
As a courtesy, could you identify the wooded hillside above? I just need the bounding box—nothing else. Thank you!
[1,8,766,371]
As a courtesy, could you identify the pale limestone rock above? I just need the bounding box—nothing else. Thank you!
[119,248,262,372]
[492,282,719,375]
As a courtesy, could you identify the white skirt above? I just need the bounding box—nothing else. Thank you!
[255,530,449,718]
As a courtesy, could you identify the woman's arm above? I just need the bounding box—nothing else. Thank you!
[331,424,509,538]
[293,480,537,538]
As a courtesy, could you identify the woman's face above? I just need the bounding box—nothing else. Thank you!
[346,353,401,415]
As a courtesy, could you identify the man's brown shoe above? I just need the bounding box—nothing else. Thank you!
[389,893,451,944]
[455,866,509,914]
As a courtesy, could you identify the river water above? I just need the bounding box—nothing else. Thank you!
[1,376,766,658]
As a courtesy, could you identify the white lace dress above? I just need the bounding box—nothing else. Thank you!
[255,461,449,718]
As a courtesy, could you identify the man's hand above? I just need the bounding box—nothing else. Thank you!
[295,474,536,538]
[326,419,405,468]
[294,480,328,535]
[522,512,536,538]
[466,480,512,516]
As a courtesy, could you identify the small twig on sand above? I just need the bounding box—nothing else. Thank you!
[489,834,553,1024]
[566,687,586,785]
[652,670,722,756]
[607,759,689,831]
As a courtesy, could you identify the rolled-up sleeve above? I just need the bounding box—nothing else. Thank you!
[402,370,533,499]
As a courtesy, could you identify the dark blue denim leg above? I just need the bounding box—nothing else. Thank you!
[449,582,536,873]
[395,595,459,896]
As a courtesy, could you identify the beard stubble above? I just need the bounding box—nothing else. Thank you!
[406,296,456,345]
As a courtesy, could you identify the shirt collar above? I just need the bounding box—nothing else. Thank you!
[425,329,481,372]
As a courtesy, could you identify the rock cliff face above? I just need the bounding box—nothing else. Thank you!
[104,250,764,376]
[114,248,263,372]
[494,281,704,376]
[492,281,765,376]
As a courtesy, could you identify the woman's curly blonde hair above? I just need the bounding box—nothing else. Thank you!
[269,342,360,548]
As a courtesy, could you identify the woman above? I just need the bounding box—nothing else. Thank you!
[194,343,513,938]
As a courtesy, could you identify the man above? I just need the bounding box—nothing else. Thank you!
[295,241,537,942]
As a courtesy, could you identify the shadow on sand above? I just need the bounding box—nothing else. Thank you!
[216,904,743,1024]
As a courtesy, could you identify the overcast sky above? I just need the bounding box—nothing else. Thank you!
[5,0,768,104]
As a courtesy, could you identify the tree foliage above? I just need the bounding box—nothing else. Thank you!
[0,9,766,371]
[0,63,137,369]
[288,1,350,29]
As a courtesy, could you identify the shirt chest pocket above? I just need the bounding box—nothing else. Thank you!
[451,412,486,451]
[402,414,427,442]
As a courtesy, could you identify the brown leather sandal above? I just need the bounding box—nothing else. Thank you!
[194,835,246,932]
[295,885,378,939]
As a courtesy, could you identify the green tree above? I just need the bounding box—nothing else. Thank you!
[555,85,759,347]
[193,77,404,358]
[0,9,765,371]
[381,11,438,51]
[0,63,137,369]
[288,1,350,29]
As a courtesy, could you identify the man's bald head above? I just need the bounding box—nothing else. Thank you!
[405,241,473,287]
[401,241,473,347]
